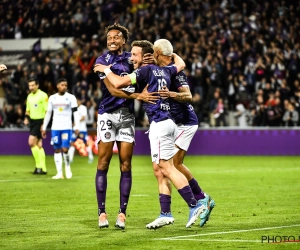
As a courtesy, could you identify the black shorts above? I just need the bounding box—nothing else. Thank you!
[30,119,44,139]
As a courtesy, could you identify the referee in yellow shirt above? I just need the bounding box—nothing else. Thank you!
[24,78,48,174]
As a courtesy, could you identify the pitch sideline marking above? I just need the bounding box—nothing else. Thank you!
[157,224,300,240]
[163,239,261,243]
[0,174,152,183]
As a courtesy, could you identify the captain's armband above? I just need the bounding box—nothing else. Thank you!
[128,73,137,85]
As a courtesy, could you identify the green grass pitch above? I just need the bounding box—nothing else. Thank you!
[0,155,299,250]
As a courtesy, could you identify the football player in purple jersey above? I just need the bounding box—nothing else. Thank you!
[94,40,206,228]
[94,24,136,230]
[145,39,215,229]
[94,24,158,230]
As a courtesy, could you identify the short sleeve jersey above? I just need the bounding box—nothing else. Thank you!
[169,65,198,126]
[47,92,78,130]
[134,64,177,124]
[95,51,134,114]
[26,89,48,119]
[78,104,87,132]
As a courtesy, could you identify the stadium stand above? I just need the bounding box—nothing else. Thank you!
[0,0,299,128]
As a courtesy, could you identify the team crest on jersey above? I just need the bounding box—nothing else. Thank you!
[105,54,111,62]
[104,132,111,139]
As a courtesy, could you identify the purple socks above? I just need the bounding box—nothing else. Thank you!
[189,178,205,200]
[95,169,108,215]
[159,194,171,214]
[178,185,197,207]
[119,171,132,214]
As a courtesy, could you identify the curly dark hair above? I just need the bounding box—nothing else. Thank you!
[105,23,129,42]
[131,40,154,55]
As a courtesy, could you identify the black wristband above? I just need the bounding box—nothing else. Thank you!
[25,115,30,120]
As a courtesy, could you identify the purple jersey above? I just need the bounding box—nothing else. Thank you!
[96,51,134,114]
[135,64,177,123]
[169,66,198,126]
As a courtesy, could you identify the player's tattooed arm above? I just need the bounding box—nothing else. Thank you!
[159,86,192,103]
[172,53,185,72]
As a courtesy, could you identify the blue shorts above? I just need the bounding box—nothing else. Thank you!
[51,130,72,149]
[71,131,88,144]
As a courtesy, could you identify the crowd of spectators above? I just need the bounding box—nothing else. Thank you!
[0,0,300,128]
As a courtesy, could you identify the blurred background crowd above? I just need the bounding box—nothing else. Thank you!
[0,0,299,128]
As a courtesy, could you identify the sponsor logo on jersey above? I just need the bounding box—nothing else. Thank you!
[160,103,170,111]
[121,86,135,93]
[120,131,134,138]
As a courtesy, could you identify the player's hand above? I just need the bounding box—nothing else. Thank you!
[158,86,170,99]
[143,53,155,64]
[0,64,7,72]
[41,130,47,139]
[137,84,159,104]
[93,64,111,73]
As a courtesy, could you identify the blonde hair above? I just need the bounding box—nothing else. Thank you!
[153,39,173,56]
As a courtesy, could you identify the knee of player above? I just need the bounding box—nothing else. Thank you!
[120,161,132,172]
[153,167,163,179]
[97,161,109,171]
[159,168,171,179]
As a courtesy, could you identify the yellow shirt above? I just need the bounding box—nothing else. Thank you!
[26,89,48,119]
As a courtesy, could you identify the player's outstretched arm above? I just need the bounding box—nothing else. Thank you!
[103,78,159,104]
[93,64,132,88]
[0,64,7,72]
[103,77,133,98]
[172,53,185,72]
[159,86,192,103]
